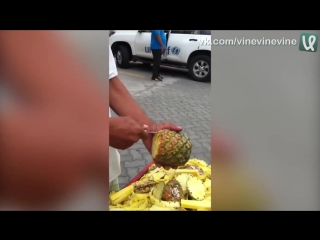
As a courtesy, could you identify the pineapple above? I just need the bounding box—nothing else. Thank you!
[187,176,206,200]
[152,130,192,167]
[178,161,211,180]
[149,196,180,209]
[181,200,211,210]
[204,178,211,192]
[134,180,156,194]
[187,159,208,167]
[148,164,157,172]
[161,179,184,202]
[175,174,191,194]
[152,182,165,199]
[149,205,176,211]
[109,185,134,205]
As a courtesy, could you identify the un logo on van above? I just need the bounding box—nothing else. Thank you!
[171,46,180,55]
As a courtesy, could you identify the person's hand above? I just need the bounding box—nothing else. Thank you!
[142,122,182,169]
[161,47,166,55]
[110,117,148,150]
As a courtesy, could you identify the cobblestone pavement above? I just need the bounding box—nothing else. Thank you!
[111,64,211,189]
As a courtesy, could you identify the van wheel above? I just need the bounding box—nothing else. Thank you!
[188,55,211,82]
[116,45,130,68]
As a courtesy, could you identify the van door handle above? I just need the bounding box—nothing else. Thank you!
[189,39,198,41]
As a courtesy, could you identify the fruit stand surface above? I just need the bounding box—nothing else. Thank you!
[125,161,154,187]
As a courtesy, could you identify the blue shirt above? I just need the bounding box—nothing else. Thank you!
[150,30,167,50]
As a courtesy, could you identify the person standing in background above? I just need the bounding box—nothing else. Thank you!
[150,30,166,82]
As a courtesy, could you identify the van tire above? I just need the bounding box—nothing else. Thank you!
[116,45,130,68]
[188,55,211,82]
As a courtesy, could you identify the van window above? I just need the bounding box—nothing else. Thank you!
[171,30,211,35]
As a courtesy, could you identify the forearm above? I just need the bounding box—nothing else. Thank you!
[156,35,165,48]
[109,77,154,126]
[0,31,108,119]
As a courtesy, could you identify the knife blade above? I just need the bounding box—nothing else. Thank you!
[145,124,159,134]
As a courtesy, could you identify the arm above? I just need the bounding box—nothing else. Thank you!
[109,76,154,127]
[108,45,181,158]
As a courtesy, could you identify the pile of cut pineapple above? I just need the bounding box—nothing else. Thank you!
[109,159,211,211]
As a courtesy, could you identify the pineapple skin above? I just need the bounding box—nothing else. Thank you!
[152,130,192,166]
[162,179,184,202]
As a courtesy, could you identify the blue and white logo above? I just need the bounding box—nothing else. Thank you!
[145,47,151,53]
[171,46,180,55]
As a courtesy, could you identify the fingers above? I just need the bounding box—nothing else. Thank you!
[139,124,149,140]
[140,130,148,140]
[158,122,182,132]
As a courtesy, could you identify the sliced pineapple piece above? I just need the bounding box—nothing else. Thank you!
[163,168,175,183]
[149,205,176,211]
[204,196,211,201]
[152,171,166,182]
[148,164,157,172]
[109,205,124,210]
[137,199,149,210]
[139,175,150,182]
[132,193,149,201]
[202,166,211,175]
[149,195,180,209]
[181,199,211,210]
[109,208,126,211]
[204,178,211,191]
[187,176,206,200]
[165,168,176,175]
[175,169,199,176]
[175,174,191,194]
[152,182,165,199]
[134,180,156,194]
[197,173,209,180]
[187,159,208,167]
[109,190,116,196]
[109,185,134,205]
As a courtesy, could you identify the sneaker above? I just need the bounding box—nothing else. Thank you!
[158,76,163,81]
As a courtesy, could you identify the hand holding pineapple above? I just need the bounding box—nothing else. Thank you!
[109,115,184,169]
[142,123,183,169]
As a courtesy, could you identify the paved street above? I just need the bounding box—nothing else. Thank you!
[111,63,211,189]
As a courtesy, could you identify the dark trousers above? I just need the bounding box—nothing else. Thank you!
[151,49,162,79]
